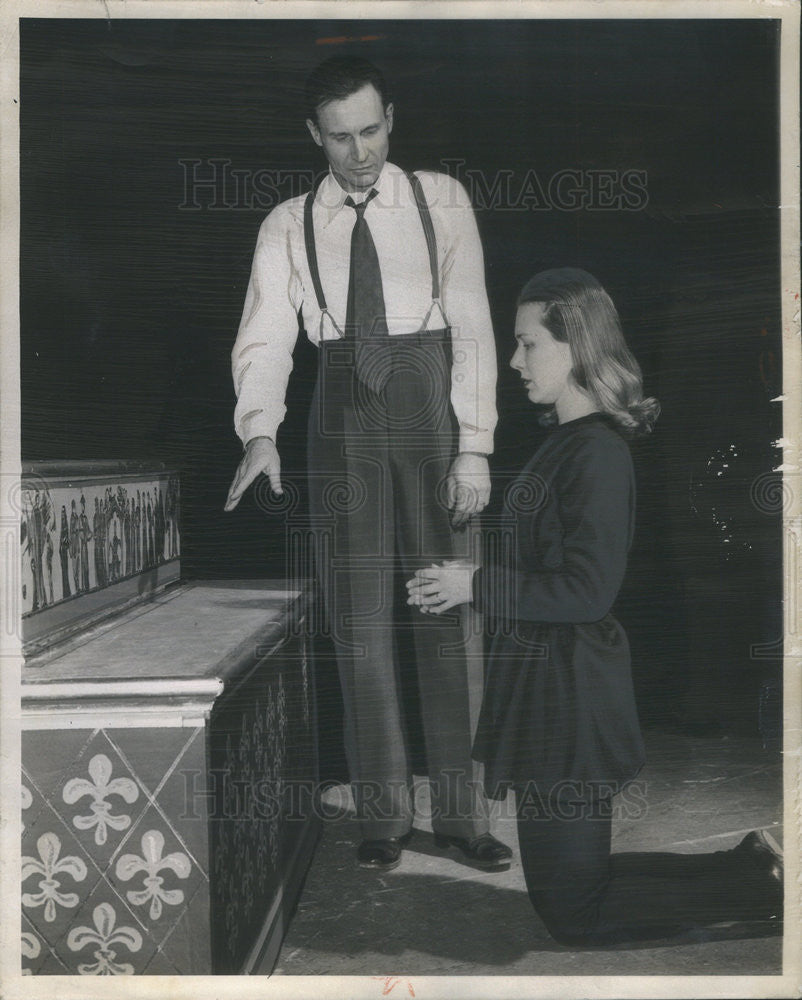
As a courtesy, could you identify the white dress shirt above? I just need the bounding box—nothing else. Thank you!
[231,161,498,454]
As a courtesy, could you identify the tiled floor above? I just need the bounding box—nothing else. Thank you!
[268,727,784,977]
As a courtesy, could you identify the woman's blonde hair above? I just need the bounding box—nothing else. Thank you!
[518,268,660,437]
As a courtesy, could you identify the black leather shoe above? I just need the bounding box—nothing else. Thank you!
[357,834,410,871]
[736,830,783,882]
[434,832,513,871]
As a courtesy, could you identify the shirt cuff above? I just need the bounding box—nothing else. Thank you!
[458,428,494,454]
[236,408,281,448]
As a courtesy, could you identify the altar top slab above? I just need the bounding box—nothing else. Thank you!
[22,580,305,701]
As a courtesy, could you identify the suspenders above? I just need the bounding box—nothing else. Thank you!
[302,170,445,333]
[303,176,331,318]
[404,170,441,303]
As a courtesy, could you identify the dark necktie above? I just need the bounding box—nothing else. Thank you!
[344,190,388,341]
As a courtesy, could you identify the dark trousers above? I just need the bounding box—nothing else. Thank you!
[515,789,782,945]
[308,334,488,840]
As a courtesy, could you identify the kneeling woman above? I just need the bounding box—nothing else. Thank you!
[407,268,782,945]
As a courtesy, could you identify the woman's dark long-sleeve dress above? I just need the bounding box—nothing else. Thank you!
[471,412,781,944]
[472,411,645,799]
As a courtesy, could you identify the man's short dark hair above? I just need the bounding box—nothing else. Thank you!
[305,56,389,122]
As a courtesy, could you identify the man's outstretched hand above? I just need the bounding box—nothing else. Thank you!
[224,436,282,511]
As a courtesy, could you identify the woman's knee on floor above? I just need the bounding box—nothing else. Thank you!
[528,884,605,946]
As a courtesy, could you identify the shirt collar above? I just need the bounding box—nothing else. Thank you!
[316,161,402,227]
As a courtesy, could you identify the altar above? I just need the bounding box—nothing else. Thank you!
[19,463,320,975]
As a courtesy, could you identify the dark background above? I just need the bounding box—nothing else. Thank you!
[20,18,783,762]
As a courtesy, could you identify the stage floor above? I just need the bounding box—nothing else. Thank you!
[267,727,784,977]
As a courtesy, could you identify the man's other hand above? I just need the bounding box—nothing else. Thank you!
[224,436,282,511]
[446,452,490,528]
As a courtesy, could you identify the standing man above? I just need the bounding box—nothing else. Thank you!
[226,56,509,872]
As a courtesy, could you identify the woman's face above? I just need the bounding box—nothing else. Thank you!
[511,302,575,406]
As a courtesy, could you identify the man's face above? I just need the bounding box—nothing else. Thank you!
[307,84,393,193]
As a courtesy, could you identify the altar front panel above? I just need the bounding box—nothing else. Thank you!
[21,723,211,975]
[20,581,319,976]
